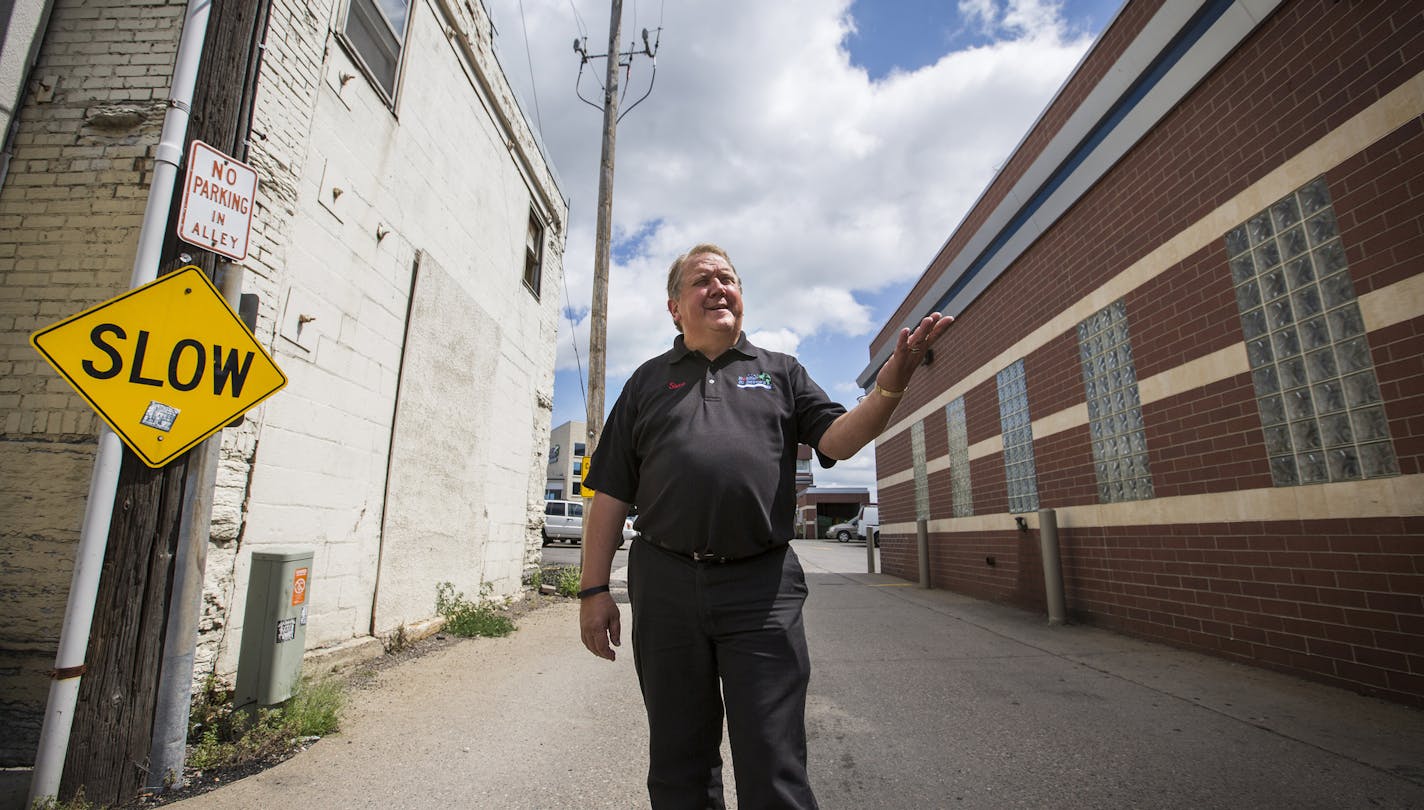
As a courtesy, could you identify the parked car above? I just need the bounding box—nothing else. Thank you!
[622,513,639,546]
[542,499,584,545]
[827,518,859,542]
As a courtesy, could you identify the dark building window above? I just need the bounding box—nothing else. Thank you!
[523,211,544,299]
[1226,177,1397,485]
[342,0,411,101]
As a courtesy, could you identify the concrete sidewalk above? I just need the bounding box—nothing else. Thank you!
[25,540,1424,808]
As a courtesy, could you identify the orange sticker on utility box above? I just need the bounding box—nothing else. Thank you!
[292,567,309,606]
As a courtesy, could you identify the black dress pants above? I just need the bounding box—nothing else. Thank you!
[628,540,819,810]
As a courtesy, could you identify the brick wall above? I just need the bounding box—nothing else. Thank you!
[875,0,1424,705]
[0,0,186,765]
[874,0,1167,350]
[1060,518,1424,705]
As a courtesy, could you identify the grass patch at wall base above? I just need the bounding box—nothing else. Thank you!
[435,582,516,638]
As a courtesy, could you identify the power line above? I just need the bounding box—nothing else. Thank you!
[567,0,587,40]
[516,0,544,134]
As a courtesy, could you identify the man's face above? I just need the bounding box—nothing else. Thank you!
[668,252,743,340]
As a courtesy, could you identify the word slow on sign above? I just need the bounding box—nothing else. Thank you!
[31,266,287,466]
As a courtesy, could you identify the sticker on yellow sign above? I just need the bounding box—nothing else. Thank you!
[30,266,288,467]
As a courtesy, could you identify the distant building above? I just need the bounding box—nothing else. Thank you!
[861,0,1423,706]
[547,420,588,500]
[795,443,815,491]
[795,486,872,540]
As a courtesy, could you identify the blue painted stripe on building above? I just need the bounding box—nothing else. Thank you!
[929,0,1236,317]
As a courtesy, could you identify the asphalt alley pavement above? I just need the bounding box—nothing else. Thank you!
[158,539,1424,809]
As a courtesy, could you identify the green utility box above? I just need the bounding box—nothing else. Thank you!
[234,548,313,710]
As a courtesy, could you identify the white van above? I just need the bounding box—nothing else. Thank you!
[856,504,879,546]
[542,499,633,548]
[542,499,584,545]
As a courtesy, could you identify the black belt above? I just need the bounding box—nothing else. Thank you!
[642,535,778,565]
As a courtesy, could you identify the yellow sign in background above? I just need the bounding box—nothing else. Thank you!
[30,266,288,467]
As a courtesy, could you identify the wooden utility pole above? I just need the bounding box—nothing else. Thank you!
[576,3,659,458]
[585,0,623,457]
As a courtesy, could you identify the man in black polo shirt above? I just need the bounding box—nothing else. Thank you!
[579,243,951,809]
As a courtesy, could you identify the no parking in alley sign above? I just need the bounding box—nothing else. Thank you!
[177,140,257,261]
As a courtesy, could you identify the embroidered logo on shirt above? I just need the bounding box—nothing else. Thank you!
[736,373,773,390]
[667,381,686,390]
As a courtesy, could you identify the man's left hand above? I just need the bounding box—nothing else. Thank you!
[579,593,621,661]
[879,313,954,393]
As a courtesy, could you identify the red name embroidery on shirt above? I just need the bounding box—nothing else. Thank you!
[667,381,686,390]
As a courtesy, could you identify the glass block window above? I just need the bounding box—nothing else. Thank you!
[945,397,972,517]
[1225,177,1398,485]
[910,421,930,520]
[996,360,1039,513]
[1078,300,1154,502]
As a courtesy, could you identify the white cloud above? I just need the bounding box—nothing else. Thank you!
[815,445,881,498]
[491,0,1095,495]
[746,327,800,356]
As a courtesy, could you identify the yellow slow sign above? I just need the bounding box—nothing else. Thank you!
[30,266,287,467]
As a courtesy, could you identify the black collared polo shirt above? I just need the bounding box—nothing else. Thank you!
[585,333,846,558]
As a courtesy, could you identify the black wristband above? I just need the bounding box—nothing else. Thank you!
[576,584,610,599]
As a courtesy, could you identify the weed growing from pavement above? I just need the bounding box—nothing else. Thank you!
[555,565,582,598]
[283,678,343,736]
[185,676,344,772]
[384,623,412,654]
[528,564,582,597]
[435,582,516,638]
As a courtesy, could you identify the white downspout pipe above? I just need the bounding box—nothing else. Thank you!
[28,0,212,802]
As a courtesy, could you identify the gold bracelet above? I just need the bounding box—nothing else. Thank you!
[875,384,904,400]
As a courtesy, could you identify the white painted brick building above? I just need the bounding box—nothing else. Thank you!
[0,0,566,764]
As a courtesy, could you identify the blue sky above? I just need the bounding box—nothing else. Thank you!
[487,0,1121,495]
[848,0,1119,79]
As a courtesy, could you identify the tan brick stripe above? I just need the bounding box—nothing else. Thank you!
[875,70,1424,523]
